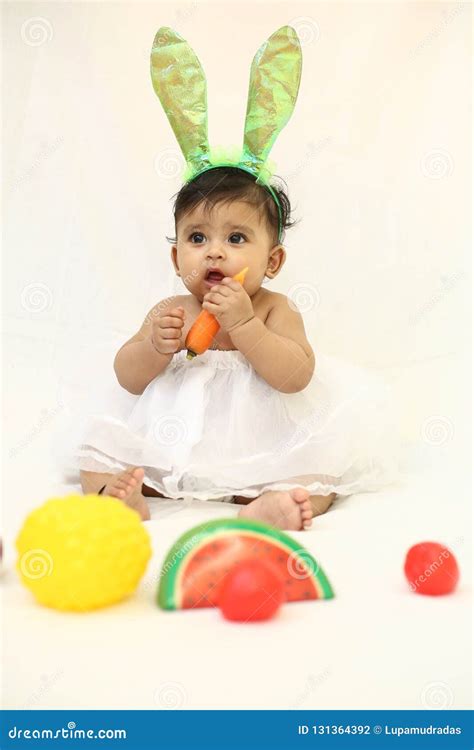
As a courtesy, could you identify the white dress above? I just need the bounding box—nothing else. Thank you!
[59,345,402,503]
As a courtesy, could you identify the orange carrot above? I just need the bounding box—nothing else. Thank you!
[185,266,249,360]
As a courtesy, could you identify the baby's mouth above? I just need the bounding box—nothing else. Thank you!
[205,270,225,282]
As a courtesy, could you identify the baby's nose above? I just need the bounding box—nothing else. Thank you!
[206,243,226,258]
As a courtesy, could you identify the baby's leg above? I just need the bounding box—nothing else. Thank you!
[80,467,150,521]
[234,490,336,531]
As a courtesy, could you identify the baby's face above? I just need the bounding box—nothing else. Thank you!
[171,200,285,300]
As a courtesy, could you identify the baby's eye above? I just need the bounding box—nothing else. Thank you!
[189,232,205,244]
[228,233,246,244]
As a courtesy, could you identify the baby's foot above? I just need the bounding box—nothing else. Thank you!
[100,466,150,521]
[237,488,313,531]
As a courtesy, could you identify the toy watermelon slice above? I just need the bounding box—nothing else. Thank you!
[157,518,335,610]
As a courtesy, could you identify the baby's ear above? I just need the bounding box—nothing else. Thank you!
[150,27,211,176]
[241,26,302,174]
[266,246,287,278]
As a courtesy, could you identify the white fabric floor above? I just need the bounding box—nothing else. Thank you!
[2,435,471,710]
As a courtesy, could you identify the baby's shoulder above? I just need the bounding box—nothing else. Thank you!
[261,289,289,306]
[149,294,190,317]
[257,288,291,317]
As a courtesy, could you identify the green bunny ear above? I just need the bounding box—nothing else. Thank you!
[150,27,211,176]
[242,26,302,181]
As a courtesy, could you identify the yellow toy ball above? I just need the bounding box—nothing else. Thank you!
[16,494,152,611]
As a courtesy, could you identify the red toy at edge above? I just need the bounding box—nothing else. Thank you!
[219,559,285,622]
[404,541,459,596]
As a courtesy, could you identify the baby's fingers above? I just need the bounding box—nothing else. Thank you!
[167,306,186,320]
[159,327,182,339]
[159,313,185,328]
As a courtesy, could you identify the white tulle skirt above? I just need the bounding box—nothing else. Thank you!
[58,348,402,503]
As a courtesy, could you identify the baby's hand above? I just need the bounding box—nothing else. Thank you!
[151,306,185,355]
[202,278,255,333]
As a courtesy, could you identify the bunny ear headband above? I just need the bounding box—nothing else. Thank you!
[150,25,302,243]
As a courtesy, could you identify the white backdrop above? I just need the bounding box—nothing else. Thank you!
[2,0,472,714]
[3,1,471,505]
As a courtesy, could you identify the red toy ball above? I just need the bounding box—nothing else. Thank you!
[404,541,459,596]
[218,559,285,622]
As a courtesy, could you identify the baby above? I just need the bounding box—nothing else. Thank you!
[79,167,336,529]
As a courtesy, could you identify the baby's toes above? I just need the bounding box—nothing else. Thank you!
[118,475,136,491]
[115,479,130,494]
[128,466,145,483]
[290,488,310,504]
[108,483,126,499]
[301,507,313,530]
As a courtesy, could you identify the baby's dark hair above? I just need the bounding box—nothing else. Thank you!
[166,166,297,246]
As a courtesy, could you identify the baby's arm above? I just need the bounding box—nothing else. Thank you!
[114,299,185,395]
[229,294,315,393]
